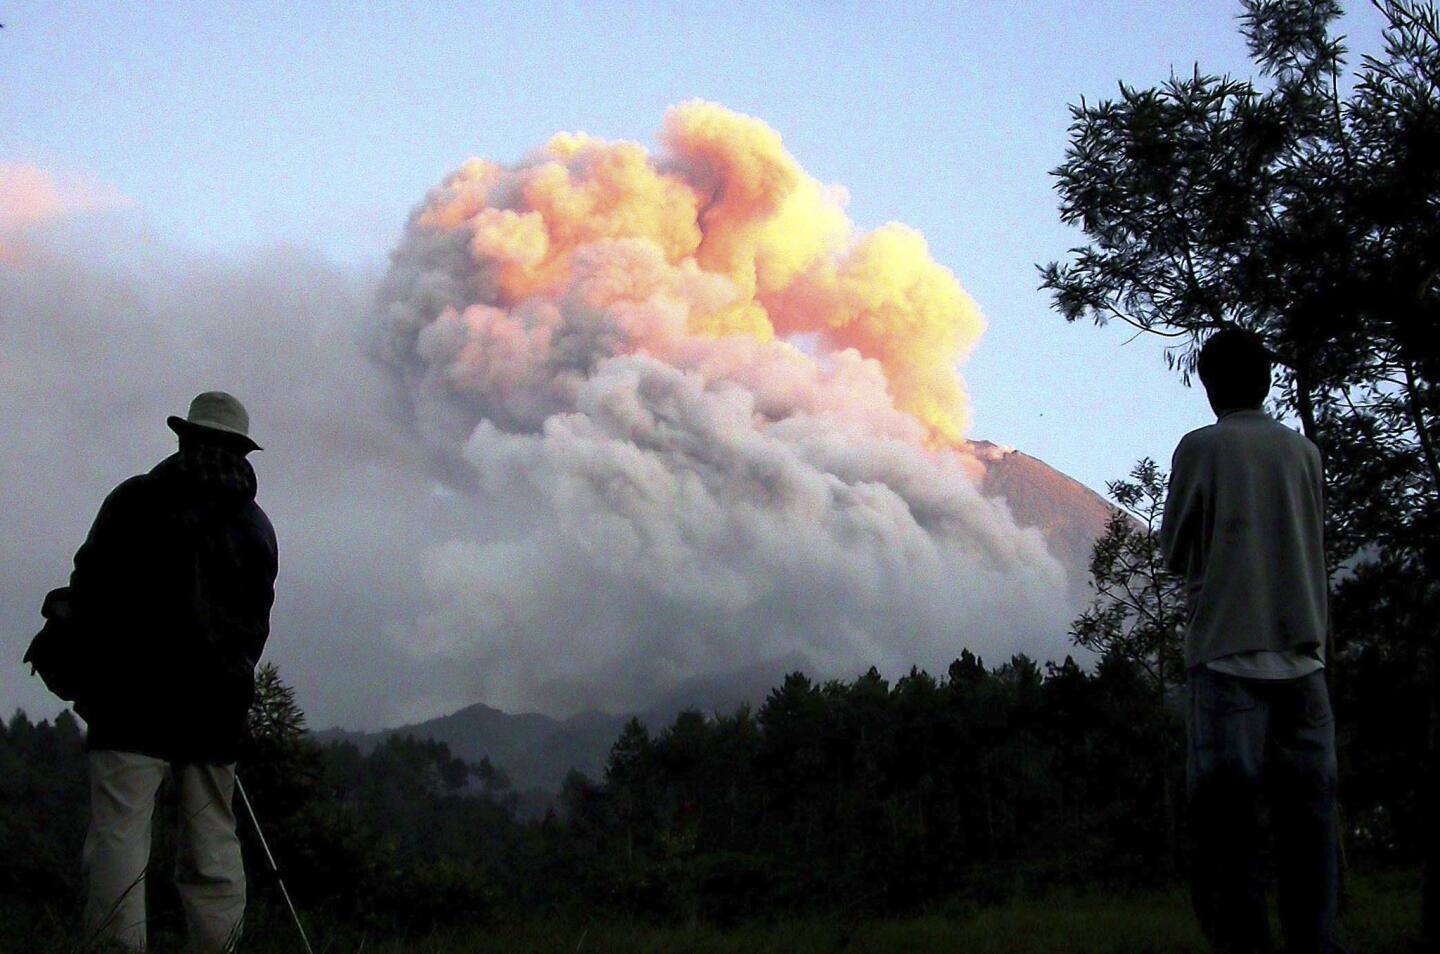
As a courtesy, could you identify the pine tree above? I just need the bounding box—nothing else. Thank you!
[1069,458,1186,704]
[249,661,307,744]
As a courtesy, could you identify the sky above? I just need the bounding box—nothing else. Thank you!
[0,1,1393,729]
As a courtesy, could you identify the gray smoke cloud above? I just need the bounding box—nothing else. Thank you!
[373,104,1076,714]
[0,216,486,728]
[393,359,1072,713]
[4,111,1081,725]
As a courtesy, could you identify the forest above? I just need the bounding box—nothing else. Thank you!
[0,621,1426,949]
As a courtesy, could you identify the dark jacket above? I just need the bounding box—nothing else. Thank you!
[69,445,278,763]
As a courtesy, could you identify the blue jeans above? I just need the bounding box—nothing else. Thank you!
[1186,668,1341,954]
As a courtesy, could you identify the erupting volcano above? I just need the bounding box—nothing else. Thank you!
[375,102,1108,714]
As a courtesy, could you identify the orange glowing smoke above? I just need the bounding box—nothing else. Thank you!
[0,163,128,267]
[407,101,984,445]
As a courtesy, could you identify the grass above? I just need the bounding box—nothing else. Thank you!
[8,870,1422,953]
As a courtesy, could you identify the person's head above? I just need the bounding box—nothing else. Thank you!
[167,391,261,455]
[1197,328,1272,416]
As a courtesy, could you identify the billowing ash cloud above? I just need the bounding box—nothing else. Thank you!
[377,102,1072,713]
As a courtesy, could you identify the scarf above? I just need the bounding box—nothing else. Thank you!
[151,445,258,502]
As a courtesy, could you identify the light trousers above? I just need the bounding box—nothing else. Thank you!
[82,750,246,952]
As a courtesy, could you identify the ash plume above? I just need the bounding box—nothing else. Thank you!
[378,102,1073,713]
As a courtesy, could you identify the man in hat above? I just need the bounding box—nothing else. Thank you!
[1160,329,1339,953]
[68,391,277,951]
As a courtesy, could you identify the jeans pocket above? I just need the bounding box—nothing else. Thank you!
[1194,671,1259,716]
[1187,671,1265,790]
[1295,672,1335,728]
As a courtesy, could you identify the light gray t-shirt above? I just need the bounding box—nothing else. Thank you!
[1160,409,1329,670]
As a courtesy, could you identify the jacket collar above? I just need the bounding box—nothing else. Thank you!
[151,445,258,503]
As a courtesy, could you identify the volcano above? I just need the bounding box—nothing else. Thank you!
[970,440,1116,595]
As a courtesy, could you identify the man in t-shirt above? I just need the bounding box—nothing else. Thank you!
[1160,329,1340,954]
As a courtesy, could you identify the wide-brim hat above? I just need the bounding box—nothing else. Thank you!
[167,391,262,451]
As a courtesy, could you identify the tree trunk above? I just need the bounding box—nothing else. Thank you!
[1158,660,1177,865]
[1403,357,1440,947]
[1160,752,1176,866]
[1293,365,1320,448]
[1424,570,1440,948]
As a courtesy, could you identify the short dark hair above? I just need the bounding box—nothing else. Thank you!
[1197,328,1272,410]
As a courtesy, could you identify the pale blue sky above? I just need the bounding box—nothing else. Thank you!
[1,1,1392,491]
[2,1,1403,726]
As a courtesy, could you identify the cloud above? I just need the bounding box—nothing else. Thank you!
[0,162,130,266]
[377,103,1073,713]
[3,106,1081,727]
[0,229,481,729]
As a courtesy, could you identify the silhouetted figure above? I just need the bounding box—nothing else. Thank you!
[1160,330,1339,954]
[69,392,277,952]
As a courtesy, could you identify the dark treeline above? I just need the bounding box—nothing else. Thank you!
[555,652,1181,921]
[2,640,1425,941]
